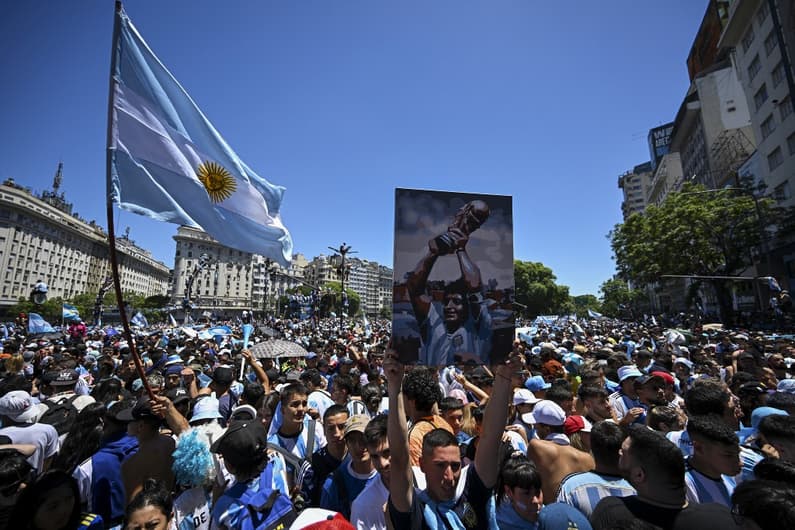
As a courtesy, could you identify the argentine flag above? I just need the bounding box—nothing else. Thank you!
[131,311,149,328]
[28,313,55,334]
[108,5,293,267]
[63,304,80,322]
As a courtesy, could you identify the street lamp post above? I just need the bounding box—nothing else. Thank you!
[183,252,211,324]
[329,243,355,332]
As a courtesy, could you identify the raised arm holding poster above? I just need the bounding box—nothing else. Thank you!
[392,188,515,365]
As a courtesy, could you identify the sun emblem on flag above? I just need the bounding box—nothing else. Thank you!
[197,161,236,203]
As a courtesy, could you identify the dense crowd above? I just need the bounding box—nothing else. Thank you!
[1,313,795,530]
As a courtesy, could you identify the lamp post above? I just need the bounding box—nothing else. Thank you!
[329,243,355,332]
[183,252,211,324]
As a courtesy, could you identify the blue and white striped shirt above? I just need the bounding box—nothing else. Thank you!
[555,471,636,518]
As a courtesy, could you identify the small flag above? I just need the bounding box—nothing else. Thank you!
[363,313,372,339]
[587,309,603,319]
[131,311,148,328]
[108,6,293,267]
[168,313,177,327]
[28,313,55,334]
[62,304,80,321]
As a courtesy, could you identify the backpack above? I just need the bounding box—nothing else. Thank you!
[228,463,297,530]
[267,420,316,511]
[39,395,80,435]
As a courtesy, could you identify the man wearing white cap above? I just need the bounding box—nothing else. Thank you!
[0,390,59,473]
[512,388,540,441]
[608,365,646,426]
[526,399,595,502]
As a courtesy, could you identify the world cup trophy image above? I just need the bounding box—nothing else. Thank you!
[429,200,490,256]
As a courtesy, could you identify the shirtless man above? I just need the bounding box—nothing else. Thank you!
[120,397,175,502]
[526,399,594,502]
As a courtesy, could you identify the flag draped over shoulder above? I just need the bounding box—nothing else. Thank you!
[108,6,293,267]
[63,304,80,321]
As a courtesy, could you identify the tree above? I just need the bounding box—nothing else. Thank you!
[610,183,776,323]
[513,260,571,317]
[599,278,642,318]
[571,294,601,318]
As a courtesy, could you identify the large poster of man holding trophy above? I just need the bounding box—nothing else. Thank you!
[392,188,515,365]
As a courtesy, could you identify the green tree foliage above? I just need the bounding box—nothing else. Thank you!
[599,278,642,318]
[513,260,571,317]
[571,294,601,317]
[609,183,776,322]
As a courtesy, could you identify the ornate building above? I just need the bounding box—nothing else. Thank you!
[0,165,169,310]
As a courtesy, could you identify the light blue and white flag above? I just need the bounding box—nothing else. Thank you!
[28,313,55,334]
[168,313,177,328]
[108,6,293,266]
[131,311,148,328]
[587,309,603,319]
[362,313,372,339]
[62,304,80,321]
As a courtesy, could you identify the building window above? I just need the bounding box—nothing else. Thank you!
[748,55,762,81]
[757,1,770,25]
[780,95,793,121]
[755,84,769,110]
[787,132,795,155]
[765,31,777,56]
[768,146,784,171]
[742,26,756,53]
[773,61,785,87]
[774,181,791,202]
[761,114,776,139]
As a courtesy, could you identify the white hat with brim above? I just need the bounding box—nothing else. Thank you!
[0,391,47,424]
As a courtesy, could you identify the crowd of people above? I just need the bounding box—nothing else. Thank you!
[1,313,795,529]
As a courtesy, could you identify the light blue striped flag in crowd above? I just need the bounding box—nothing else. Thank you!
[28,313,55,334]
[131,311,148,328]
[108,6,293,267]
[168,313,178,328]
[587,309,603,319]
[62,304,80,321]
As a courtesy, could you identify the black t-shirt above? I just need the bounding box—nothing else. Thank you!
[388,465,492,530]
[310,446,344,505]
[590,495,740,530]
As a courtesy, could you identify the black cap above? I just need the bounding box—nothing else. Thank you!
[117,396,158,422]
[107,399,136,423]
[47,369,79,386]
[165,387,190,406]
[634,374,664,387]
[210,419,267,468]
[212,366,235,386]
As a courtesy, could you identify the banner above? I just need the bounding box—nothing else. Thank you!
[392,189,514,365]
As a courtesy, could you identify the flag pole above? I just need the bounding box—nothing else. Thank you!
[105,1,154,400]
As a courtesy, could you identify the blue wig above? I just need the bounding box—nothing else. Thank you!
[172,428,215,487]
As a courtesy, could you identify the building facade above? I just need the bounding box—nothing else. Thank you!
[718,0,795,289]
[0,174,169,311]
[617,162,654,220]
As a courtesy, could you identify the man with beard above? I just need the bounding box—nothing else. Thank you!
[591,425,738,529]
[577,385,615,425]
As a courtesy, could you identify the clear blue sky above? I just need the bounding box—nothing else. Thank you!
[0,1,708,296]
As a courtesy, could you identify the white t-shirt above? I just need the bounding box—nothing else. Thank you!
[0,423,60,473]
[350,476,389,530]
[173,486,211,530]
